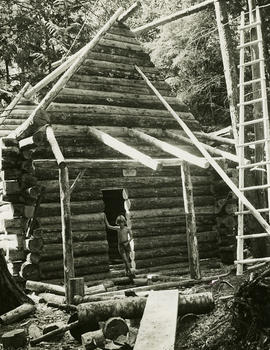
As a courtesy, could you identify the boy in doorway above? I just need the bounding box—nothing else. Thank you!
[104,213,135,279]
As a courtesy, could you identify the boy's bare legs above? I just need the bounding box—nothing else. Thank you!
[121,251,132,276]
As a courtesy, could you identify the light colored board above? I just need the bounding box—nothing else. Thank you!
[134,290,178,350]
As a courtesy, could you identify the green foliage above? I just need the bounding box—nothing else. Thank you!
[143,1,246,127]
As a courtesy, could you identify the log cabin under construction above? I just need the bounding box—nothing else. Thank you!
[0,14,236,285]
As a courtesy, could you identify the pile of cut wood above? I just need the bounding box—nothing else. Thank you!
[0,277,216,350]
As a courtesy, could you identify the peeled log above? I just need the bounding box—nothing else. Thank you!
[85,284,106,295]
[77,293,214,325]
[0,304,36,325]
[38,293,65,305]
[25,280,65,295]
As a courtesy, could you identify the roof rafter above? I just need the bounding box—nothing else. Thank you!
[128,128,209,169]
[87,127,160,171]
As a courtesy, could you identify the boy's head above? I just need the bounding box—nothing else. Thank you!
[116,215,126,226]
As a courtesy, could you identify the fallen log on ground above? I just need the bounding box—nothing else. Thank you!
[85,284,106,295]
[77,272,230,300]
[76,292,214,325]
[42,322,66,341]
[38,292,65,304]
[47,302,77,312]
[30,321,79,345]
[30,292,214,344]
[26,280,65,295]
[0,303,36,325]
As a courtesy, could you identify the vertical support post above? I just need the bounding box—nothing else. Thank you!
[181,162,201,279]
[59,164,75,304]
[214,0,239,153]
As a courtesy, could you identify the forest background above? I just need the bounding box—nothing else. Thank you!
[0,0,270,128]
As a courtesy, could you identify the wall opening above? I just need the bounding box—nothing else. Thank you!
[102,189,126,265]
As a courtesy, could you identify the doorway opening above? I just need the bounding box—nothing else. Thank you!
[102,189,125,265]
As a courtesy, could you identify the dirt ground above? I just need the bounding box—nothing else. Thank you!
[0,265,257,350]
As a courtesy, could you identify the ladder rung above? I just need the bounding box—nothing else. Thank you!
[238,58,264,68]
[237,39,263,49]
[235,207,270,215]
[238,77,265,87]
[240,183,270,191]
[238,160,270,170]
[239,21,262,31]
[237,117,266,127]
[235,257,270,265]
[237,138,270,148]
[236,233,270,239]
[238,97,264,106]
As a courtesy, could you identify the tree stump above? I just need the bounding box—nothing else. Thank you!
[2,329,27,349]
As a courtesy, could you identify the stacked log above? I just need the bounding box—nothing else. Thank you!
[1,137,26,278]
[17,136,43,280]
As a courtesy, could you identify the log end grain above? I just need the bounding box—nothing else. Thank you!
[103,317,129,340]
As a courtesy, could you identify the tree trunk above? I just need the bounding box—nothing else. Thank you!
[0,249,34,315]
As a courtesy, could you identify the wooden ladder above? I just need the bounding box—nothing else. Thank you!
[236,6,270,274]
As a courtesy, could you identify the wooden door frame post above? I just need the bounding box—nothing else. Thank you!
[59,164,75,303]
[181,162,201,279]
[214,0,239,152]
